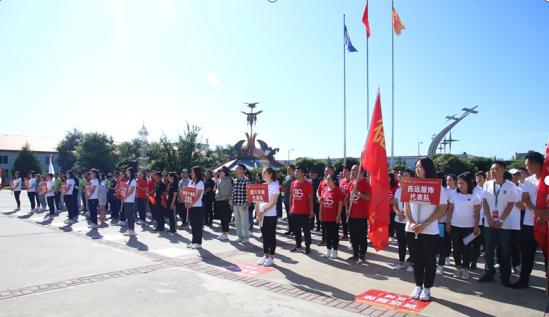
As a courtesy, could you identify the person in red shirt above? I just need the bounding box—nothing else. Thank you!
[114,172,127,224]
[345,164,371,263]
[320,175,344,259]
[135,170,149,225]
[338,166,352,241]
[147,171,156,224]
[289,166,314,254]
[316,165,337,247]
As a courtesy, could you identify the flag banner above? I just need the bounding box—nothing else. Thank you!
[361,91,391,251]
[344,25,358,52]
[362,2,371,38]
[180,186,198,205]
[247,184,269,203]
[399,178,442,205]
[392,7,405,35]
[534,136,549,256]
[119,182,129,198]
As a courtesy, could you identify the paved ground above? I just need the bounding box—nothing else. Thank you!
[0,190,547,317]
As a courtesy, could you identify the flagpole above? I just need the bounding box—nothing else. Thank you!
[391,0,395,169]
[343,14,347,168]
[366,0,370,129]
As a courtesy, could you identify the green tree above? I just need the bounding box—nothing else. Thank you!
[334,157,360,172]
[506,159,524,170]
[117,139,141,170]
[468,156,492,173]
[12,143,42,177]
[56,129,83,171]
[176,123,211,169]
[432,154,473,175]
[75,133,117,172]
[294,157,326,177]
[393,158,408,171]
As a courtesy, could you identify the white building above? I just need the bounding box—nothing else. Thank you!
[0,134,60,180]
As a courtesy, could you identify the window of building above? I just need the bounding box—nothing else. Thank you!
[0,156,7,164]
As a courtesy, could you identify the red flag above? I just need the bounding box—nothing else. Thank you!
[534,137,549,255]
[392,7,405,36]
[361,90,391,251]
[362,2,371,38]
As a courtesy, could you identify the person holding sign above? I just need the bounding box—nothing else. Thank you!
[405,158,448,301]
[478,161,519,287]
[289,166,314,254]
[10,171,22,211]
[320,175,344,259]
[447,173,481,280]
[345,164,371,264]
[121,168,138,236]
[256,168,280,267]
[86,169,100,229]
[186,166,205,249]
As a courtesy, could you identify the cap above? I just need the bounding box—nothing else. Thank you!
[509,168,520,175]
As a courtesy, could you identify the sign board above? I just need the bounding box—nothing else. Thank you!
[356,289,431,313]
[246,184,269,203]
[400,178,442,205]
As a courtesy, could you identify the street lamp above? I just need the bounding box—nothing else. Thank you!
[417,141,423,157]
[287,148,294,164]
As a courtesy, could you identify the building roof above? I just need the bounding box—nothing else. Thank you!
[0,134,59,153]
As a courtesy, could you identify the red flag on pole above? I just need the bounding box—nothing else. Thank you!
[392,7,405,36]
[361,90,390,251]
[362,2,371,38]
[534,137,549,255]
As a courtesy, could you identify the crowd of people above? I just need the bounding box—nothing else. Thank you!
[5,150,548,302]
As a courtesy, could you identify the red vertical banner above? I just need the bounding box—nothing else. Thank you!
[534,137,549,257]
[361,91,391,251]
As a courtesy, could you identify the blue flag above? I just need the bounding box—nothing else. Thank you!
[344,25,358,52]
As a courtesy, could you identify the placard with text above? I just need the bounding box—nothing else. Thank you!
[399,178,442,205]
[246,184,269,203]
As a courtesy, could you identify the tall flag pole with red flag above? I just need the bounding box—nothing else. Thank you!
[361,90,391,251]
[391,1,405,168]
[362,0,371,128]
[533,136,549,292]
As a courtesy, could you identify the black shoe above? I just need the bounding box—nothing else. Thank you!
[502,280,512,288]
[512,279,529,289]
[348,255,359,262]
[305,247,311,254]
[318,241,326,246]
[478,274,494,283]
[290,247,303,253]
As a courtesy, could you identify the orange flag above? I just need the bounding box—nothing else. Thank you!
[534,137,549,255]
[362,2,371,38]
[392,7,405,36]
[361,90,391,251]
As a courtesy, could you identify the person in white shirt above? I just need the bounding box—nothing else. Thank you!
[514,151,545,289]
[121,168,137,236]
[10,171,22,210]
[86,169,100,229]
[478,161,518,287]
[470,171,487,270]
[405,158,448,302]
[45,174,56,218]
[447,173,481,280]
[63,170,77,224]
[256,167,280,267]
[27,170,38,212]
[392,169,413,270]
[185,166,205,249]
[509,169,523,275]
[98,173,108,226]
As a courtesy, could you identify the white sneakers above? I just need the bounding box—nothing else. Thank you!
[410,287,431,301]
[445,257,450,265]
[191,244,202,249]
[454,268,470,279]
[123,230,136,236]
[218,233,229,241]
[187,243,193,248]
[257,256,274,266]
[257,256,268,266]
[513,265,521,274]
[436,265,444,275]
[325,250,331,258]
[410,286,422,300]
[406,266,414,273]
[419,288,431,301]
[330,250,338,259]
[453,268,462,278]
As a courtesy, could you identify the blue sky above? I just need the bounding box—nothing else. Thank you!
[1,0,547,161]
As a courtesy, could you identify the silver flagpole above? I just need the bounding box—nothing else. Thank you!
[343,14,347,168]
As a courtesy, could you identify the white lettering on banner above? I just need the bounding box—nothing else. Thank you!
[428,186,435,194]
[293,188,303,198]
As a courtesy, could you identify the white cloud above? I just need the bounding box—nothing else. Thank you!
[206,72,219,87]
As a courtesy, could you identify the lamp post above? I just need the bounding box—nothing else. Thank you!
[287,148,294,164]
[417,141,423,157]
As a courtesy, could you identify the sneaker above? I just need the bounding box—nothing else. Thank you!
[290,247,304,253]
[478,273,494,283]
[325,249,331,258]
[406,265,414,273]
[15,207,20,211]
[99,221,109,228]
[330,250,338,259]
[453,268,462,279]
[119,221,127,227]
[187,243,193,248]
[436,265,444,275]
[305,247,311,255]
[513,265,521,274]
[445,257,450,265]
[263,257,274,267]
[124,230,136,236]
[461,270,470,280]
[191,244,202,249]
[218,234,228,241]
[257,256,268,266]
[394,263,404,270]
[410,286,422,300]
[419,288,431,301]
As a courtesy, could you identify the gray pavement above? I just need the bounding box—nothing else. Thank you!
[0,190,547,317]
